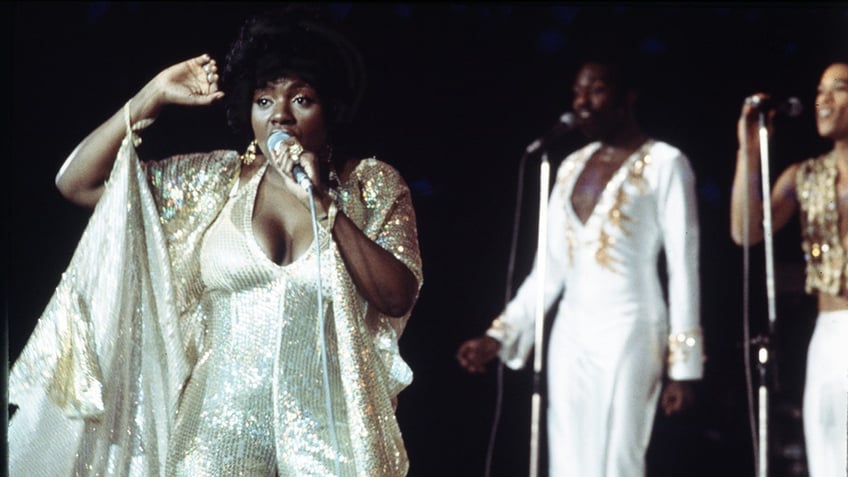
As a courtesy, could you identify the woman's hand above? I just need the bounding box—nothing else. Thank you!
[265,136,332,213]
[135,54,225,121]
[730,92,797,245]
[56,54,226,209]
[737,93,775,152]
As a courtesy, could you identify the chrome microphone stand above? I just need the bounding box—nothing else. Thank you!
[529,151,550,477]
[751,106,778,477]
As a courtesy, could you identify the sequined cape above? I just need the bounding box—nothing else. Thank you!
[9,127,422,476]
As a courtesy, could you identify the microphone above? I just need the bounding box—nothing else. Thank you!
[267,130,313,192]
[525,112,578,154]
[745,96,803,118]
[291,165,313,192]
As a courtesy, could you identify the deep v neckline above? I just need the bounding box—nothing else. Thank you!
[238,162,317,270]
[565,141,651,229]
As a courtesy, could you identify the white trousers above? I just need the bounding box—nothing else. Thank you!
[803,310,848,477]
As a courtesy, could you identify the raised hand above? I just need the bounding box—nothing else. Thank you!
[56,54,225,209]
[737,93,776,150]
[139,54,225,119]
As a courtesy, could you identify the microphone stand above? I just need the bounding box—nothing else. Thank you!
[529,151,550,477]
[751,109,777,477]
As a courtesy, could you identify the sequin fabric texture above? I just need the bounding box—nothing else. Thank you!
[9,127,422,476]
[167,160,347,475]
[796,151,848,296]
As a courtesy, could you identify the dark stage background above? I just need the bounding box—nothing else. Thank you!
[7,2,848,476]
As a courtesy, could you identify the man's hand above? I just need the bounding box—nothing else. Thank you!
[456,335,502,374]
[660,380,696,416]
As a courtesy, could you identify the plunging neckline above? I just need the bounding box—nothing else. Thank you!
[565,140,651,229]
[236,161,318,270]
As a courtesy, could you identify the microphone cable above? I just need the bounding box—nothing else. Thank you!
[741,169,759,472]
[484,148,532,477]
[268,131,343,475]
[307,187,343,476]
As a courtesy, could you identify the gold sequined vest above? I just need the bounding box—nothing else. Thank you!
[796,152,848,296]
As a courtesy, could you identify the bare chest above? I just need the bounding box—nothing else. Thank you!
[570,155,626,224]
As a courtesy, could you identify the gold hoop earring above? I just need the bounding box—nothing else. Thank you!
[324,145,340,187]
[240,140,258,165]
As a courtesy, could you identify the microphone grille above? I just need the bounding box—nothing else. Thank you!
[267,130,291,152]
[784,97,803,118]
[560,112,576,125]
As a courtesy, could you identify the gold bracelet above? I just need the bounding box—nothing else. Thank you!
[123,98,155,147]
[320,201,338,231]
